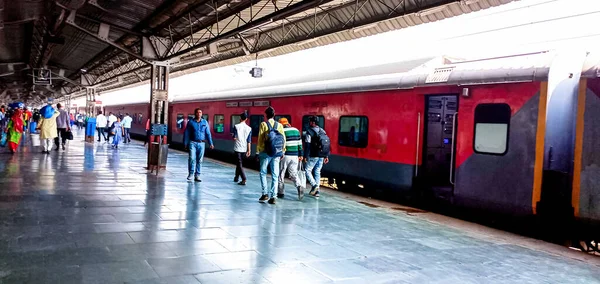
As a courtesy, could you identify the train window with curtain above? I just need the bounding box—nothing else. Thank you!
[203,114,209,122]
[187,114,194,122]
[274,115,292,125]
[302,115,325,134]
[230,115,242,133]
[250,115,264,137]
[176,114,184,129]
[214,114,225,133]
[338,116,369,148]
[473,103,511,155]
[138,114,143,124]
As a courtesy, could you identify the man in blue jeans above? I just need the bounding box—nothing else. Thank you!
[303,116,329,197]
[183,108,214,182]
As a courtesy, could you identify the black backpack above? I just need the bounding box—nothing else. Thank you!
[308,127,331,157]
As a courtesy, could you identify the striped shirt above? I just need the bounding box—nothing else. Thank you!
[282,125,303,157]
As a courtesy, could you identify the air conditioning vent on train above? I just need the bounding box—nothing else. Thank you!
[426,66,455,83]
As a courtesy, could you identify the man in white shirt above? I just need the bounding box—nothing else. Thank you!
[122,113,133,143]
[96,111,107,142]
[232,112,252,185]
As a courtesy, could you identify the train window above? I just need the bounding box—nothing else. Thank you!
[187,114,194,122]
[203,114,209,122]
[176,114,184,129]
[250,115,264,137]
[230,115,242,133]
[214,114,225,133]
[274,115,292,125]
[338,116,369,148]
[302,115,325,134]
[473,103,511,155]
[138,113,143,124]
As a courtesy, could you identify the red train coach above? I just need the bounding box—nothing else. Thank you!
[105,50,597,229]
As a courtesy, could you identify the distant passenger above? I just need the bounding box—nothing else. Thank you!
[183,108,214,182]
[107,112,117,143]
[96,111,107,142]
[232,112,252,185]
[277,118,304,200]
[144,118,150,146]
[303,116,330,198]
[37,107,59,154]
[122,113,133,144]
[54,103,70,151]
[256,106,286,204]
[111,117,124,149]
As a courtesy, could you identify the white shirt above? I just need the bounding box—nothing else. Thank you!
[108,114,117,127]
[122,116,133,128]
[96,114,107,128]
[233,122,252,152]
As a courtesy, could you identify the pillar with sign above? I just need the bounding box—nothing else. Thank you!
[147,63,169,174]
[85,88,97,142]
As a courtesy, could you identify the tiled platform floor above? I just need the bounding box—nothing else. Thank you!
[0,129,599,283]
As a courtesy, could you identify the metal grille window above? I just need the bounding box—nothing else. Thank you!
[250,115,264,137]
[214,114,225,133]
[473,103,511,155]
[231,115,242,133]
[339,116,369,148]
[176,114,184,129]
[302,115,325,134]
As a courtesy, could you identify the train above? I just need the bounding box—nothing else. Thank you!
[102,49,600,251]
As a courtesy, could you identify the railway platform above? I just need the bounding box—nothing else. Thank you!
[0,130,599,284]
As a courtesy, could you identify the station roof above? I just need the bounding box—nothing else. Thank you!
[0,0,514,105]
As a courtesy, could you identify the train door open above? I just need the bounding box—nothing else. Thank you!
[421,95,458,200]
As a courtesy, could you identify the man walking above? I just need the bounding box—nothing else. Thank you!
[107,112,117,143]
[257,106,285,204]
[54,103,70,151]
[233,112,252,185]
[277,118,304,200]
[96,111,107,142]
[122,113,133,143]
[183,108,214,182]
[303,116,330,198]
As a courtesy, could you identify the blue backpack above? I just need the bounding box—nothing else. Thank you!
[265,121,284,157]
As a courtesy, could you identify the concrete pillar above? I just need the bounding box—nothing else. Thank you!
[147,63,170,173]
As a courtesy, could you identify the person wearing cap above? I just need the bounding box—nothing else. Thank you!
[232,112,252,185]
[277,117,304,200]
[256,106,285,204]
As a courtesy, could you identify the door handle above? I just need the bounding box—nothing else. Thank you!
[450,112,458,185]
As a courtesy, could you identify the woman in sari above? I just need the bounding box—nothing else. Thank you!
[37,108,60,154]
[5,108,25,153]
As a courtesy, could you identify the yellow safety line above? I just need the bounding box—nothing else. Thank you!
[532,81,548,215]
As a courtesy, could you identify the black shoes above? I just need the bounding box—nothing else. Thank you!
[238,181,246,186]
[277,193,285,199]
[259,195,269,202]
[268,198,276,204]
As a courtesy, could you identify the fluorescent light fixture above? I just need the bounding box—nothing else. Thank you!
[416,5,448,16]
[295,38,320,46]
[352,23,378,33]
[461,0,480,5]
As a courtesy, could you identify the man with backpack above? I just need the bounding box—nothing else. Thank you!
[303,116,330,198]
[256,106,286,204]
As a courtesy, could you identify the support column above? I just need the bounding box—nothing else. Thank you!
[85,87,97,143]
[147,63,170,174]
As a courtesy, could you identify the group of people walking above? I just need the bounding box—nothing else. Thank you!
[95,111,133,148]
[0,103,72,153]
[183,106,330,204]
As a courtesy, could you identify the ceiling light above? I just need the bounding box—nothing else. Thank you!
[352,23,378,33]
[416,5,448,16]
[461,0,480,5]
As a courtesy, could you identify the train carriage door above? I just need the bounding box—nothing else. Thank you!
[422,95,458,200]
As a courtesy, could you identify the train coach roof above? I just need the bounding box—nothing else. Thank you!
[172,51,555,102]
[582,52,600,78]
